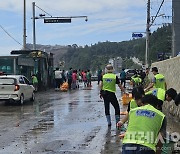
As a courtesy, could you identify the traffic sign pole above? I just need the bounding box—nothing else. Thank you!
[32,2,36,50]
[31,2,87,51]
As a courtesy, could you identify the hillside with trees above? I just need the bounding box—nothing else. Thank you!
[62,24,171,71]
[27,25,171,71]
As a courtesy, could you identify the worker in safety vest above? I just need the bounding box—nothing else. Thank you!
[32,74,38,92]
[117,86,145,127]
[130,73,142,87]
[146,88,177,111]
[122,94,166,154]
[145,67,167,92]
[99,64,125,127]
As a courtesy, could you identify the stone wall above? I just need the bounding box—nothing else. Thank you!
[151,56,180,122]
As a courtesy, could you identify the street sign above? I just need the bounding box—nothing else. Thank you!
[132,33,143,38]
[44,18,71,23]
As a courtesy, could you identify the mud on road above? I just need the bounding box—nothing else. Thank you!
[0,82,125,154]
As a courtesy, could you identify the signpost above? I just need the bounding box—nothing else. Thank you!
[32,2,87,50]
[44,18,71,23]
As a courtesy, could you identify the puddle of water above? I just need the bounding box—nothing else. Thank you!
[101,128,122,154]
[21,110,55,139]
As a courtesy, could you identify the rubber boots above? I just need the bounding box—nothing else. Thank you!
[115,115,120,124]
[106,115,111,126]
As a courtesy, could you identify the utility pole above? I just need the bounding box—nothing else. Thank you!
[23,0,26,50]
[172,0,180,57]
[172,4,175,57]
[32,2,36,50]
[145,0,150,66]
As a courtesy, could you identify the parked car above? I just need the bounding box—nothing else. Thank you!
[0,75,35,105]
[125,69,137,80]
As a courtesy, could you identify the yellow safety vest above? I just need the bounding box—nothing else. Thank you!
[123,104,165,151]
[146,88,165,101]
[102,73,116,93]
[130,99,138,111]
[154,74,166,90]
[131,75,142,86]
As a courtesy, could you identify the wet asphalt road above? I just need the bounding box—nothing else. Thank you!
[0,82,126,154]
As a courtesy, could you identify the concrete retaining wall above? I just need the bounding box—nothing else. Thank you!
[151,56,180,121]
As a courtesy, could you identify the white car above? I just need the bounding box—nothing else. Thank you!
[0,75,35,105]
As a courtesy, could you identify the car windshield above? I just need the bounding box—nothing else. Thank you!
[128,70,135,73]
[0,78,16,85]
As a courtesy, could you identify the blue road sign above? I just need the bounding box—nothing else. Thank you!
[132,33,143,38]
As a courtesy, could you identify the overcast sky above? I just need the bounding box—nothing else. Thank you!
[0,0,172,55]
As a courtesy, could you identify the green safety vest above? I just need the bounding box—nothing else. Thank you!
[154,74,166,90]
[146,88,165,101]
[123,104,165,152]
[32,76,38,84]
[131,75,142,86]
[102,73,116,93]
[130,99,138,111]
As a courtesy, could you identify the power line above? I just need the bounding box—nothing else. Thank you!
[0,25,23,47]
[35,4,52,17]
[150,0,165,27]
[0,24,31,50]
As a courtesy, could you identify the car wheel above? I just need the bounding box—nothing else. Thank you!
[30,92,35,101]
[19,94,24,105]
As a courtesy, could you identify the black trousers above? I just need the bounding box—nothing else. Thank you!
[98,76,101,85]
[102,91,120,115]
[122,144,155,154]
[68,79,72,89]
[55,79,61,88]
[121,79,126,88]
